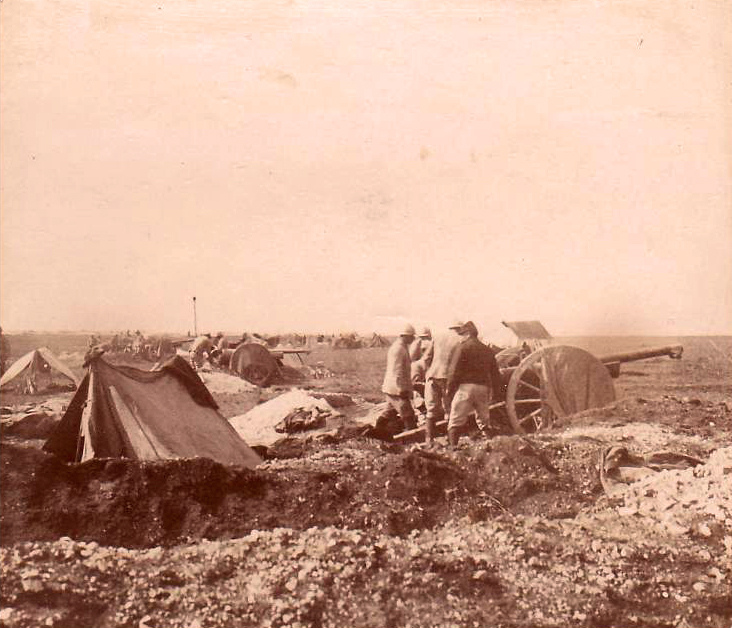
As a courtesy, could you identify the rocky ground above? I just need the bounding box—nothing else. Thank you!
[1,336,731,628]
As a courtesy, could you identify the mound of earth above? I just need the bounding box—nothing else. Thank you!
[1,412,58,439]
[1,432,602,549]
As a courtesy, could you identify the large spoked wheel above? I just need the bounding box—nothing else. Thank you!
[505,345,617,435]
[505,349,553,434]
[229,343,279,386]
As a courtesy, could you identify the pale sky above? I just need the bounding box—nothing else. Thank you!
[2,0,731,337]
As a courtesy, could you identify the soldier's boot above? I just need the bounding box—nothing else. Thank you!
[402,411,418,432]
[448,427,460,449]
[425,416,436,444]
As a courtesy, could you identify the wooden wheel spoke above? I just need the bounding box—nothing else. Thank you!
[520,407,543,430]
[505,347,552,435]
[518,380,541,394]
[513,398,541,406]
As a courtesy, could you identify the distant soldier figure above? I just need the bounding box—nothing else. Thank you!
[374,324,418,436]
[189,334,213,369]
[0,327,9,377]
[123,331,133,353]
[445,321,504,448]
[422,321,464,444]
[210,332,228,366]
[132,331,145,356]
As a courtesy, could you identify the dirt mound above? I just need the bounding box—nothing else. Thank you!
[0,412,57,439]
[196,370,258,395]
[0,395,70,440]
[0,434,601,549]
[558,394,732,439]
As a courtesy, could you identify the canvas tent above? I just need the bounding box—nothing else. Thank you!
[0,347,79,393]
[44,355,261,468]
[369,333,389,348]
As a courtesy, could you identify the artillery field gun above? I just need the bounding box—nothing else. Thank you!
[397,320,683,443]
[218,343,310,387]
[172,336,310,387]
[497,323,683,434]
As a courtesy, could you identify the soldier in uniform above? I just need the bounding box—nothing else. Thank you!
[374,323,418,436]
[421,321,464,444]
[445,321,504,448]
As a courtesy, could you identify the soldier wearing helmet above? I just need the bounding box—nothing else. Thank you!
[374,323,417,436]
[409,326,432,362]
[421,320,464,444]
[409,326,433,403]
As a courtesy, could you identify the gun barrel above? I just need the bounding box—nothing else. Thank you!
[599,345,683,365]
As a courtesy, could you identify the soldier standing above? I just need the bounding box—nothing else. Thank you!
[445,321,504,448]
[422,321,464,443]
[375,323,418,436]
[0,327,9,377]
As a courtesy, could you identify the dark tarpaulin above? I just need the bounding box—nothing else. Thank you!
[540,346,616,418]
[43,356,260,468]
[43,374,90,462]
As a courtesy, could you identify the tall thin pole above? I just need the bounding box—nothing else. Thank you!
[192,296,198,336]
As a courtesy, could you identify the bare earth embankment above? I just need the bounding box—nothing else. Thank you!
[0,335,730,628]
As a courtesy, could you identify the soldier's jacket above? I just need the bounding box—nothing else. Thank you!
[425,332,461,380]
[409,337,432,362]
[190,336,213,356]
[382,339,413,396]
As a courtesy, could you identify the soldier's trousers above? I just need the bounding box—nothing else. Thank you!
[448,383,493,433]
[377,393,417,433]
[425,378,450,422]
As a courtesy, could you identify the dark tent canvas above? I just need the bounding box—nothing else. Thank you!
[44,355,261,468]
[0,347,79,393]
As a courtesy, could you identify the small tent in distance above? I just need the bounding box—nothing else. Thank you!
[44,355,261,469]
[0,347,79,394]
[368,333,389,348]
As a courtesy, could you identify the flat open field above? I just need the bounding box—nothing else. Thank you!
[1,334,731,628]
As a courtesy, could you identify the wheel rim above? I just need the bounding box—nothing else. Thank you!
[242,363,272,386]
[506,351,552,434]
[505,345,616,434]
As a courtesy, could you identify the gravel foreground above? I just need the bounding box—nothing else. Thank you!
[1,501,731,628]
[1,436,730,628]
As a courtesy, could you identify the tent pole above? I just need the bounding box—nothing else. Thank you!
[193,296,197,336]
[76,369,95,462]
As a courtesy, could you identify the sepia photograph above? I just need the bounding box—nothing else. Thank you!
[1,0,731,626]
